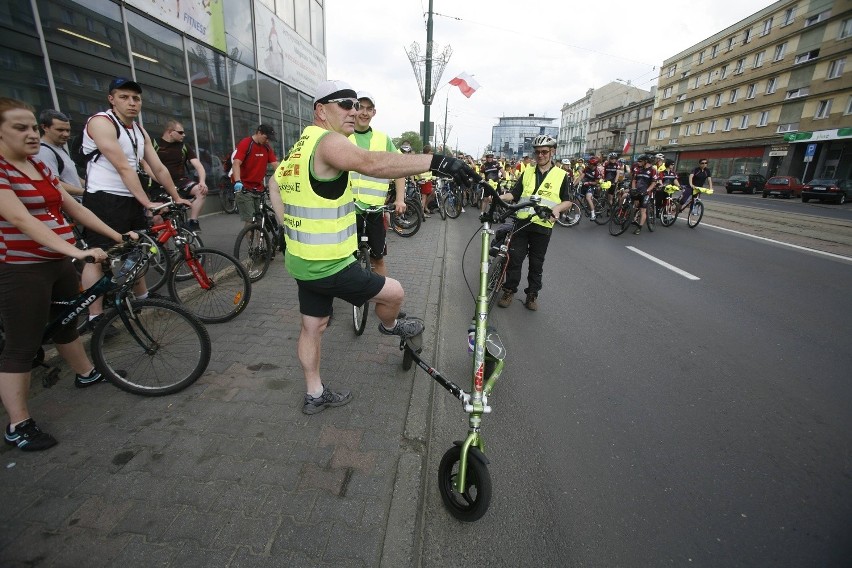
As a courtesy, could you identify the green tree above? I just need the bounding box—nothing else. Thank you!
[393,131,423,153]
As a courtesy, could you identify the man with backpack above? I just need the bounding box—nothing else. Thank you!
[230,124,278,226]
[36,109,83,196]
[150,119,208,231]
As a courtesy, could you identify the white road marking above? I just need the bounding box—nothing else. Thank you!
[699,222,852,262]
[626,246,700,280]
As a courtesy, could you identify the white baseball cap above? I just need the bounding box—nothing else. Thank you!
[357,91,376,107]
[312,79,357,107]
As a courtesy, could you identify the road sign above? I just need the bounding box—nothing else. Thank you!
[805,143,817,157]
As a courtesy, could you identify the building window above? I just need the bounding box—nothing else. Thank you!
[827,57,846,79]
[739,114,750,129]
[669,138,679,145]
[698,51,705,64]
[720,65,729,79]
[656,129,666,140]
[727,37,735,51]
[786,87,809,99]
[723,117,732,131]
[684,124,692,136]
[794,50,820,64]
[692,76,700,89]
[676,93,686,102]
[766,77,778,94]
[783,7,795,26]
[761,17,773,36]
[696,122,704,135]
[777,123,794,133]
[729,89,739,103]
[709,120,717,133]
[841,18,852,39]
[773,43,787,61]
[667,65,676,78]
[846,96,852,115]
[705,72,712,85]
[715,93,723,107]
[659,108,669,119]
[711,44,719,58]
[663,86,672,98]
[742,28,752,44]
[804,11,829,27]
[688,100,695,113]
[758,111,769,126]
[673,116,682,123]
[815,99,832,119]
[701,97,708,110]
[734,58,745,74]
[753,51,765,68]
[746,84,757,99]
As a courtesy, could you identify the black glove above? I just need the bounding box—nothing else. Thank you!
[430,155,480,186]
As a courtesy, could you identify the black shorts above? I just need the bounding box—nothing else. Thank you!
[630,190,650,209]
[82,191,147,248]
[295,261,386,318]
[356,211,387,259]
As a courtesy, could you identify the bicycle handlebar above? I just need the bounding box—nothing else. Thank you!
[83,235,152,264]
[477,181,552,224]
[148,200,190,214]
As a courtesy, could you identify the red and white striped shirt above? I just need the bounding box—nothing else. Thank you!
[0,155,75,263]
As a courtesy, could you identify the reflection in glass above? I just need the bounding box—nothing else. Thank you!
[282,83,298,117]
[125,11,186,80]
[49,60,123,142]
[260,109,283,158]
[258,73,281,109]
[37,0,128,65]
[276,0,295,28]
[0,47,52,112]
[0,0,36,31]
[194,98,234,192]
[187,39,229,95]
[134,81,192,143]
[310,0,323,52]
[229,60,257,103]
[233,106,260,146]
[295,0,310,41]
[223,0,255,67]
[282,119,301,156]
[299,92,312,124]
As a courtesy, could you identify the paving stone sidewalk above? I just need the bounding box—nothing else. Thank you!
[0,212,446,567]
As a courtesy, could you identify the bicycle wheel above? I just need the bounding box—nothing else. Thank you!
[646,202,657,232]
[593,197,609,225]
[352,247,370,336]
[167,248,251,323]
[608,200,633,236]
[234,224,273,282]
[437,190,447,220]
[219,184,237,214]
[660,199,678,227]
[391,197,422,237]
[438,444,493,522]
[556,202,581,227]
[90,298,211,396]
[445,190,462,219]
[139,232,172,293]
[687,200,704,228]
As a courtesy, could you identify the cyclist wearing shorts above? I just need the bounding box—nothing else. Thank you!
[348,91,405,277]
[270,80,476,414]
[630,154,657,235]
[580,156,602,220]
[149,119,208,231]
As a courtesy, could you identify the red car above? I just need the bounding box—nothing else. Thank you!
[762,176,804,199]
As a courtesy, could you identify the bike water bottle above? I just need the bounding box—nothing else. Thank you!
[467,321,476,355]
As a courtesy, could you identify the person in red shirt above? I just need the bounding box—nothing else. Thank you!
[0,98,130,451]
[231,124,278,225]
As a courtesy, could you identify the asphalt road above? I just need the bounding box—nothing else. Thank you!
[419,206,852,567]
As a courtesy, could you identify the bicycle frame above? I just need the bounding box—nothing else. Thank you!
[149,206,212,290]
[400,183,545,495]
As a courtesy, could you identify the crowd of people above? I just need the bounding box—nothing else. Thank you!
[1,74,716,449]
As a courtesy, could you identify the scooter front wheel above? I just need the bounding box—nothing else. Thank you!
[438,444,492,522]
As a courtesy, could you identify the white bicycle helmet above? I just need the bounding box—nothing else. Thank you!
[532,135,557,148]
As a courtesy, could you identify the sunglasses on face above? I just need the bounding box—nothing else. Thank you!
[325,98,361,111]
[534,150,551,156]
[174,130,185,135]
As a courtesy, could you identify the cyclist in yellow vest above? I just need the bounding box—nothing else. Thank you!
[270,80,477,415]
[497,135,572,311]
[347,91,405,276]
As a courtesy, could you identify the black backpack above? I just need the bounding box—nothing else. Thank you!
[69,113,122,179]
[39,143,65,176]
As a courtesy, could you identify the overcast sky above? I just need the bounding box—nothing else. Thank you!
[326,0,775,156]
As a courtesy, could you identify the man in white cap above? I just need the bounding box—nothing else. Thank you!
[270,79,477,415]
[348,91,405,277]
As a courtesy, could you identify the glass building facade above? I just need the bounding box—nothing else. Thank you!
[490,115,559,159]
[0,0,326,193]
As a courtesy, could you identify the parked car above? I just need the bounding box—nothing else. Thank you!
[801,178,852,204]
[725,174,767,194]
[762,176,804,199]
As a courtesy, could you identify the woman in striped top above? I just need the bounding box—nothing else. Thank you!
[0,98,128,452]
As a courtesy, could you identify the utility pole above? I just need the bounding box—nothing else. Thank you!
[423,0,434,146]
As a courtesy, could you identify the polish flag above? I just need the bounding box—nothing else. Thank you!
[622,138,631,155]
[449,72,481,98]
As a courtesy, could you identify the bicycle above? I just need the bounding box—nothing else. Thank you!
[399,180,551,522]
[233,189,284,282]
[0,238,211,395]
[661,185,711,228]
[149,202,252,323]
[659,185,682,227]
[352,202,395,336]
[608,187,636,236]
[431,178,448,220]
[387,184,422,238]
[441,178,464,219]
[218,181,238,214]
[143,201,205,292]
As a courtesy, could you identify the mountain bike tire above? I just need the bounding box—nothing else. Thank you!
[219,185,237,214]
[138,232,172,293]
[234,223,273,282]
[593,198,609,225]
[687,201,704,228]
[91,298,211,396]
[168,248,251,324]
[608,201,633,236]
[556,202,581,227]
[445,191,462,219]
[660,200,678,227]
[646,202,657,232]
[391,197,422,237]
[486,254,508,311]
[353,247,371,336]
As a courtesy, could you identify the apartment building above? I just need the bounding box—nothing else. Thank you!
[559,82,650,158]
[649,0,851,181]
[586,91,656,159]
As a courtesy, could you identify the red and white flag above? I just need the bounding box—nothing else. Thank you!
[449,72,481,98]
[622,138,631,155]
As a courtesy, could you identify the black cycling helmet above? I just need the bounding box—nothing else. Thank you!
[637,154,650,162]
[607,152,619,159]
[665,159,675,167]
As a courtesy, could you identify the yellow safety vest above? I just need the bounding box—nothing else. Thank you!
[276,125,357,260]
[517,165,566,229]
[348,130,392,206]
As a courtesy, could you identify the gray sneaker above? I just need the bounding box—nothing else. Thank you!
[303,386,352,415]
[378,316,425,338]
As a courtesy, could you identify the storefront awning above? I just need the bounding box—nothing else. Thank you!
[784,128,852,143]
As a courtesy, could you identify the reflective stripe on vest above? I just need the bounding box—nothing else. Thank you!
[278,125,358,260]
[348,131,391,206]
[516,166,565,229]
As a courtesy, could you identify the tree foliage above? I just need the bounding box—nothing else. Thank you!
[393,131,423,153]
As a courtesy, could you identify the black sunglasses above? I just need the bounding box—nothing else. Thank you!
[174,130,185,135]
[325,98,361,111]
